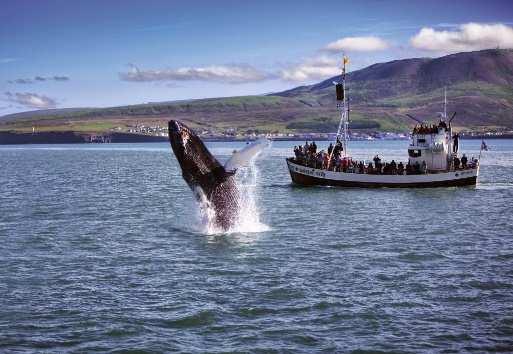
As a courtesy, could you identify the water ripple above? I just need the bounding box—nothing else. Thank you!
[1,141,513,352]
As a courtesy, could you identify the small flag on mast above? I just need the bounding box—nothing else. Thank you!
[342,55,349,77]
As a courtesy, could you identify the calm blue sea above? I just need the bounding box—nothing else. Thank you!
[1,139,513,353]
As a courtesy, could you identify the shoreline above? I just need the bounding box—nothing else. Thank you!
[1,130,511,145]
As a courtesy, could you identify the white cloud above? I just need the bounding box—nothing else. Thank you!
[324,36,389,52]
[410,23,513,52]
[280,56,340,82]
[119,64,270,84]
[4,92,57,109]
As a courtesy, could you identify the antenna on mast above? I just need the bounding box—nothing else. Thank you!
[443,87,447,120]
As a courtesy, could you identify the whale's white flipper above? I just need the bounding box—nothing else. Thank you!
[224,138,271,172]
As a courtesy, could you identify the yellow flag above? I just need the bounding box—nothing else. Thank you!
[343,56,350,65]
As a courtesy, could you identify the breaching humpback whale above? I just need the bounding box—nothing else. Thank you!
[168,120,268,231]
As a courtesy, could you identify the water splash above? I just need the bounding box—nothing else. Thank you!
[229,159,271,234]
[192,147,271,235]
[193,187,221,234]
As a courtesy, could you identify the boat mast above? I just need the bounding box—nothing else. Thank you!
[334,55,349,157]
[444,86,454,170]
[443,86,447,120]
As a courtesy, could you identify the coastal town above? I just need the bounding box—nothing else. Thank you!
[124,123,409,141]
[1,121,511,145]
[122,123,513,141]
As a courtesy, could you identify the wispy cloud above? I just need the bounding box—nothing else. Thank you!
[34,75,70,82]
[280,56,340,82]
[434,23,460,29]
[53,76,70,81]
[4,92,57,109]
[7,75,70,85]
[119,64,270,84]
[10,78,34,84]
[410,22,513,52]
[324,36,390,52]
[0,58,18,64]
[7,75,70,84]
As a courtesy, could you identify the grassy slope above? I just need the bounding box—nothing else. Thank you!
[1,81,510,134]
[2,51,513,135]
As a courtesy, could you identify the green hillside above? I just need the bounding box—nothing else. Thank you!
[1,49,513,135]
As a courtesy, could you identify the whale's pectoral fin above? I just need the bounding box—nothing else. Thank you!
[224,138,271,172]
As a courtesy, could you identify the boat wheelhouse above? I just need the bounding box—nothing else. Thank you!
[286,57,481,188]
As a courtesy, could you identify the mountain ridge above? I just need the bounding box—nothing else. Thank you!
[2,49,513,134]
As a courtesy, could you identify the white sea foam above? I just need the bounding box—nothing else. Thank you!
[193,145,271,235]
[228,159,271,234]
[476,182,513,190]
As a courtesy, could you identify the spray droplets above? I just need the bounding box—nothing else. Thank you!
[193,160,270,235]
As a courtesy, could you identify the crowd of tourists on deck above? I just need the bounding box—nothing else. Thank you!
[413,120,448,135]
[292,140,476,175]
[452,154,477,169]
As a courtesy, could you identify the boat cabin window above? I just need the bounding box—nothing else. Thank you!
[408,149,422,157]
[417,138,426,143]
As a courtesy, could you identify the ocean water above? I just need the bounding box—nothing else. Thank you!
[1,139,513,353]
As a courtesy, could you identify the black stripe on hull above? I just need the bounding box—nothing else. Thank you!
[288,170,477,188]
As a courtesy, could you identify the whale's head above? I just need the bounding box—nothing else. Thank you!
[168,120,231,193]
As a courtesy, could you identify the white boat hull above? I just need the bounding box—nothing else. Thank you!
[286,159,479,188]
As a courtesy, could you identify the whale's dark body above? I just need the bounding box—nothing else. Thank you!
[168,120,239,230]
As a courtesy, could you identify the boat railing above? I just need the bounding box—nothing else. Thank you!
[288,156,478,175]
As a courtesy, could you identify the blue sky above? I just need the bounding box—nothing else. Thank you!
[1,0,513,114]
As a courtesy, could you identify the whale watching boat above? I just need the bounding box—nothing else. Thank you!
[286,56,482,188]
